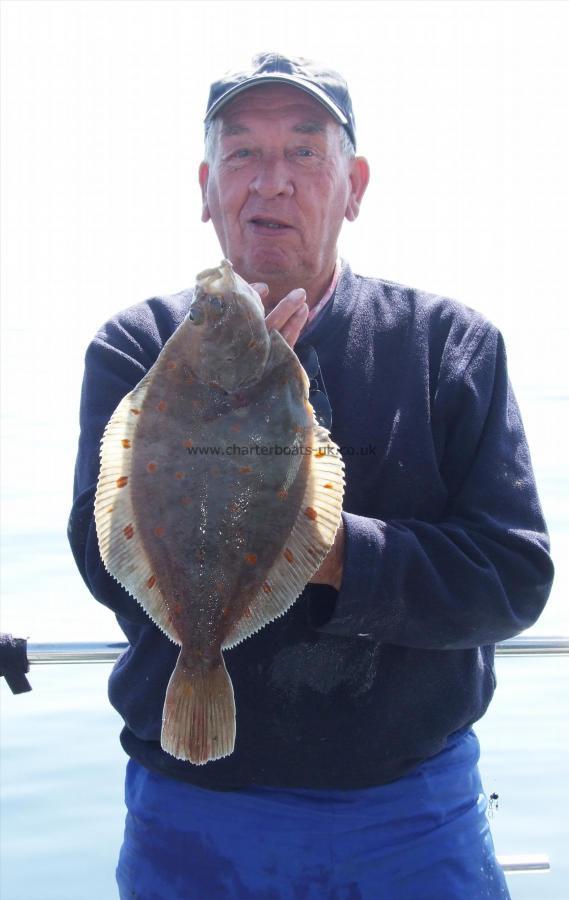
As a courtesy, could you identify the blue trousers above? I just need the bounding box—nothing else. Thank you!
[116,729,510,899]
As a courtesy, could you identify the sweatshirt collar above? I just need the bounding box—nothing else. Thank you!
[300,257,342,335]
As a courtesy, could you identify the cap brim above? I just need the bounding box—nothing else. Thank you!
[204,73,348,128]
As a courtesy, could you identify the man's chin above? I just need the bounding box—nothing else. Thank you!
[232,247,302,282]
[244,262,293,282]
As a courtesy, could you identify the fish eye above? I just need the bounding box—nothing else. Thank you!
[209,295,226,314]
[188,304,205,325]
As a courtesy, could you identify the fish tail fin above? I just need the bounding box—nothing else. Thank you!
[161,652,235,765]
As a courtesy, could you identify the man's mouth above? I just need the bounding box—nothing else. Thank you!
[249,217,292,231]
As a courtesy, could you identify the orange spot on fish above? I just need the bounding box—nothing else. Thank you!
[228,501,240,513]
[248,339,257,349]
[107,506,114,513]
[123,523,134,540]
[147,462,157,473]
[315,448,326,458]
[262,582,272,594]
[184,439,193,449]
[239,466,252,474]
[244,605,253,618]
[323,483,333,489]
[154,526,165,538]
[147,575,156,589]
[175,471,185,480]
[116,476,128,488]
[130,408,140,415]
[186,374,194,384]
[157,400,167,412]
[121,439,131,448]
[304,507,318,521]
[180,496,192,506]
[244,553,258,566]
[284,548,294,563]
[277,489,288,500]
[230,423,241,433]
[166,361,177,370]
[215,580,226,594]
[174,602,182,615]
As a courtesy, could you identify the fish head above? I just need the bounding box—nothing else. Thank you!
[186,259,271,391]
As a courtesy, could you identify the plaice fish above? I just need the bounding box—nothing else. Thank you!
[94,259,344,764]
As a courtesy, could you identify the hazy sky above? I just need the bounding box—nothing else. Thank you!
[1,0,568,637]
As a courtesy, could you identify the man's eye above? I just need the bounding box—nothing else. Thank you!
[233,149,252,159]
[295,148,315,157]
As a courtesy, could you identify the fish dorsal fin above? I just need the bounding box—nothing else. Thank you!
[222,422,345,650]
[94,375,181,644]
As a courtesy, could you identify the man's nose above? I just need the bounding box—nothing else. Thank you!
[249,156,294,198]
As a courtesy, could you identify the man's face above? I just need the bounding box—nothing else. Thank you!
[199,84,366,297]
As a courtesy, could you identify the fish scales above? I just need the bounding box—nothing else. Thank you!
[131,340,311,641]
[94,259,344,765]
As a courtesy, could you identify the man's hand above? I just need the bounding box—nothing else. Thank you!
[309,519,345,591]
[251,283,309,348]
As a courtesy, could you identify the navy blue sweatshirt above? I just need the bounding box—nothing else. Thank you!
[67,261,554,790]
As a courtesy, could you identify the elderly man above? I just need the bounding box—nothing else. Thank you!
[68,53,553,899]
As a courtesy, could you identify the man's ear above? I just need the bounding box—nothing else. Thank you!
[198,162,211,223]
[345,156,370,222]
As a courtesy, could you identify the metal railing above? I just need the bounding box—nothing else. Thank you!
[494,635,569,656]
[499,855,550,873]
[26,634,569,664]
[28,641,127,664]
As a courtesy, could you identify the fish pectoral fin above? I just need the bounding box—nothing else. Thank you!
[161,651,236,764]
[94,378,180,643]
[222,424,345,649]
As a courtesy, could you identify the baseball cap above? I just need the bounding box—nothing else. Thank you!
[204,51,357,150]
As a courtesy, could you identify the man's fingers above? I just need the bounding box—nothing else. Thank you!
[249,283,308,347]
[266,288,308,348]
[250,282,269,300]
[265,288,307,333]
[279,303,309,348]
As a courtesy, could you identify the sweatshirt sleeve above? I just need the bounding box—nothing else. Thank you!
[67,310,162,623]
[317,323,555,649]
